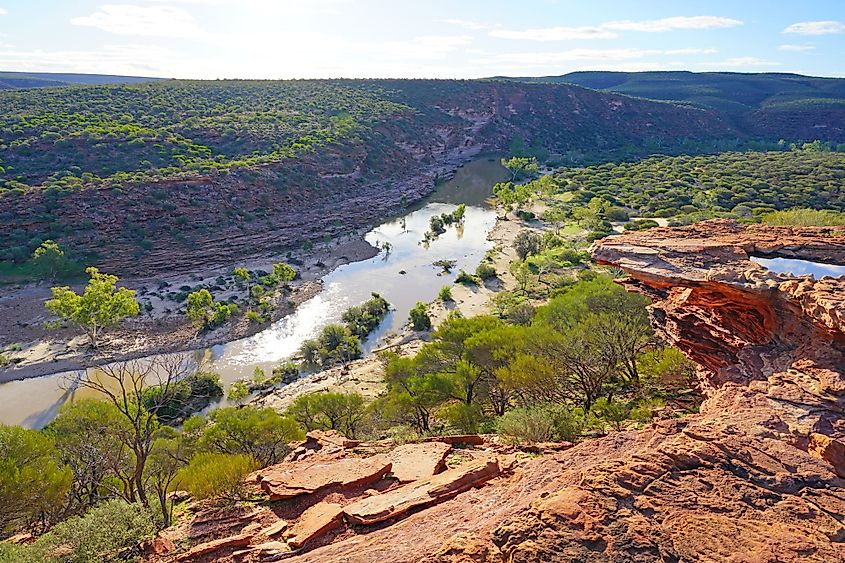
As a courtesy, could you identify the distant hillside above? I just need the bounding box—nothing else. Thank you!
[499,71,845,141]
[0,78,736,274]
[0,71,165,90]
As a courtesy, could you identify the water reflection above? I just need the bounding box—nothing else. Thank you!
[0,157,507,427]
[751,256,845,279]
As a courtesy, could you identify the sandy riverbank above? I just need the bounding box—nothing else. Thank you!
[0,235,379,383]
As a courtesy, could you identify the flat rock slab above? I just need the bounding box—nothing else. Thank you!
[286,502,344,548]
[233,540,291,558]
[258,455,392,500]
[175,532,254,561]
[344,458,500,525]
[388,442,451,483]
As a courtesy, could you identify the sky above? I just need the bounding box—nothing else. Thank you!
[0,0,842,79]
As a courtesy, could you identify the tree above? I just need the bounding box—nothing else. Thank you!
[0,425,72,535]
[227,380,250,404]
[31,240,71,280]
[502,156,539,182]
[384,355,451,434]
[145,433,189,527]
[46,400,133,512]
[409,301,432,331]
[65,356,195,507]
[287,392,367,439]
[513,230,542,260]
[198,407,304,467]
[45,267,140,348]
[186,289,237,331]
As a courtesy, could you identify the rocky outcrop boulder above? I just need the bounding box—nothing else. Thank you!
[256,455,392,500]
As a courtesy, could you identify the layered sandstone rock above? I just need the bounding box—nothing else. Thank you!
[344,459,501,525]
[386,442,452,483]
[256,456,392,500]
[290,221,845,562]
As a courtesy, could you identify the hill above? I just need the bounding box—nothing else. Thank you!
[0,78,738,275]
[500,71,845,141]
[1,75,844,277]
[0,71,164,90]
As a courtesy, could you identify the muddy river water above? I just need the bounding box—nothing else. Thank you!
[0,157,507,427]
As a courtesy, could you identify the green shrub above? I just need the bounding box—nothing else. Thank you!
[409,301,432,331]
[438,286,454,302]
[9,499,156,563]
[441,402,485,434]
[495,406,555,444]
[591,398,631,432]
[475,263,497,280]
[761,208,845,226]
[176,453,258,502]
[455,270,478,285]
[624,219,660,231]
[495,404,584,444]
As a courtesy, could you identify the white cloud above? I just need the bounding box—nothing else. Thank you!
[0,8,6,15]
[779,44,815,52]
[698,57,780,69]
[664,48,717,55]
[603,16,743,32]
[70,4,206,38]
[783,20,845,35]
[491,26,617,41]
[0,44,181,76]
[492,15,742,42]
[437,19,491,31]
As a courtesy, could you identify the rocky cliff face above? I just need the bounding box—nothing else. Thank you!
[151,220,845,562]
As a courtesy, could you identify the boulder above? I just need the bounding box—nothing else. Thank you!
[233,540,291,557]
[286,502,344,548]
[387,442,451,482]
[257,455,392,500]
[344,459,500,525]
[258,519,289,538]
[809,433,845,478]
[174,532,254,561]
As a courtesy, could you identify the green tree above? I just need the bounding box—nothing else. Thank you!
[0,425,72,535]
[227,380,250,404]
[46,400,133,512]
[45,267,140,348]
[513,230,542,260]
[502,156,539,182]
[198,407,304,467]
[31,240,71,281]
[186,289,237,331]
[287,392,367,439]
[233,267,252,291]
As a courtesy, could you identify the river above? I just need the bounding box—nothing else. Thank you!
[0,156,507,428]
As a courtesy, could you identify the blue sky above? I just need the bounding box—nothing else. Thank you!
[0,0,842,78]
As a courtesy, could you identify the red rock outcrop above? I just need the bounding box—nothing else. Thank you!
[387,442,452,483]
[344,459,501,525]
[256,455,392,500]
[288,221,845,561]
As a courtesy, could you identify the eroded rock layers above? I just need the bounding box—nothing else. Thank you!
[303,221,845,562]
